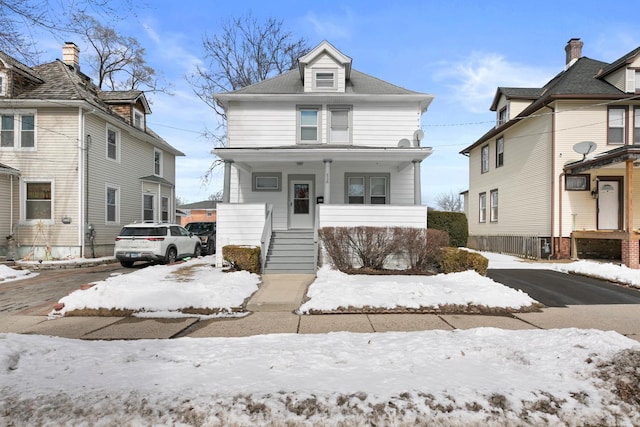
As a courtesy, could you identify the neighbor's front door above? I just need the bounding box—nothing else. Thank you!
[289,179,314,229]
[597,180,620,230]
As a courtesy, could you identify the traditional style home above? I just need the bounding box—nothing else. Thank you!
[0,43,183,260]
[213,41,433,273]
[177,200,217,226]
[461,39,640,269]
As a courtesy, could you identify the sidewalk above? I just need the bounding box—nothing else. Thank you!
[1,274,639,341]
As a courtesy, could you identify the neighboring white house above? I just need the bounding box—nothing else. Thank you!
[0,43,183,260]
[213,41,434,272]
[461,39,640,269]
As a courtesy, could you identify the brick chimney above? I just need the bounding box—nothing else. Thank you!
[565,38,583,68]
[62,42,80,70]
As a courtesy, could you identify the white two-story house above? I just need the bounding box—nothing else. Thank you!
[213,41,434,273]
[0,43,183,260]
[461,39,640,269]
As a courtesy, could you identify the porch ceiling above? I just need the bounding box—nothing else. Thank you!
[564,145,640,174]
[213,145,432,165]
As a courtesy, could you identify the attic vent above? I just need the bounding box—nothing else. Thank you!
[314,71,335,89]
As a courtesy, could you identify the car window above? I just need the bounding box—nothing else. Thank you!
[120,227,166,237]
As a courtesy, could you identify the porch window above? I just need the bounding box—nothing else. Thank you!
[143,194,154,221]
[1,112,35,149]
[496,137,504,167]
[634,107,640,144]
[252,172,282,191]
[565,174,590,191]
[481,145,489,173]
[329,107,351,143]
[25,181,52,221]
[608,107,626,145]
[106,186,119,223]
[346,173,390,204]
[479,192,486,223]
[161,196,169,222]
[490,189,498,222]
[298,107,320,143]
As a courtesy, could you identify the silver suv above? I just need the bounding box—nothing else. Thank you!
[114,223,202,268]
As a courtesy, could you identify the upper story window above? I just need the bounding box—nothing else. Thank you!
[635,107,640,144]
[1,111,35,149]
[497,106,508,127]
[608,107,626,145]
[329,107,351,144]
[481,145,489,173]
[106,125,120,161]
[635,70,640,93]
[314,70,336,90]
[154,149,163,176]
[496,137,504,167]
[133,109,144,130]
[298,107,320,143]
[0,72,6,96]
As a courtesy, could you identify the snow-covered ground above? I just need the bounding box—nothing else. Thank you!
[1,252,640,425]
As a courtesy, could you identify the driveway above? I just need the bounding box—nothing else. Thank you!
[487,269,640,307]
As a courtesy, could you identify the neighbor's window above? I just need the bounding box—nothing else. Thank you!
[25,181,52,220]
[479,192,486,223]
[497,106,508,126]
[252,172,282,191]
[481,145,489,173]
[608,107,626,145]
[143,194,154,221]
[0,73,6,96]
[133,109,144,129]
[1,112,35,149]
[346,173,390,204]
[154,149,163,176]
[314,70,335,89]
[496,137,504,167]
[299,107,320,142]
[106,186,119,223]
[490,189,498,222]
[634,107,640,144]
[106,125,120,160]
[329,107,350,143]
[161,196,169,222]
[565,174,590,191]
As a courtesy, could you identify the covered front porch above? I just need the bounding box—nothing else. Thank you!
[564,145,640,269]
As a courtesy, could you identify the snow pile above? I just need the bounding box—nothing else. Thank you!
[1,329,638,425]
[0,265,33,282]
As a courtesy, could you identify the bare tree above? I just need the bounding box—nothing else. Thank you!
[435,190,464,212]
[208,191,224,201]
[0,0,132,64]
[73,12,170,94]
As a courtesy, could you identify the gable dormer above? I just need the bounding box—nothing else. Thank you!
[598,46,640,93]
[0,52,44,98]
[100,91,151,131]
[298,41,352,93]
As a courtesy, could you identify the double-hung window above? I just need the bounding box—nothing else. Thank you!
[25,181,52,221]
[490,189,498,222]
[154,149,163,176]
[143,194,154,221]
[161,196,169,222]
[479,192,486,223]
[329,107,350,143]
[635,107,640,144]
[608,107,626,145]
[106,186,119,223]
[496,137,504,167]
[1,111,35,149]
[481,145,489,173]
[346,174,389,204]
[106,125,120,161]
[298,107,320,143]
[497,106,508,127]
[133,109,144,130]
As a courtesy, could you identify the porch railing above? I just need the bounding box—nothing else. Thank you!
[260,204,273,270]
[467,234,542,260]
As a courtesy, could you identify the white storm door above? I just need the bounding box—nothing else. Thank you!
[597,180,620,230]
[289,180,314,229]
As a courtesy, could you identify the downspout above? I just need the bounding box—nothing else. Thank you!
[413,159,422,205]
[78,107,86,258]
[547,104,557,257]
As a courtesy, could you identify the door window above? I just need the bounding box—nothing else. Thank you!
[293,183,310,214]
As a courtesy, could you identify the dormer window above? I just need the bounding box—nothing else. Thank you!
[497,106,508,127]
[0,71,6,96]
[133,108,144,130]
[314,70,336,90]
[636,70,640,92]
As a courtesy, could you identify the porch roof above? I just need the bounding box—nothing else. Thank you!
[0,162,20,176]
[214,145,432,166]
[563,145,640,174]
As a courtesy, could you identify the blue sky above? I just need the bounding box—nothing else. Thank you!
[36,0,640,205]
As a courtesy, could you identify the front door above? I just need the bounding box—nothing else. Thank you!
[289,179,314,229]
[597,180,620,230]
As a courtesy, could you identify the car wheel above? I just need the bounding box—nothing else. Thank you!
[165,247,177,264]
[194,243,202,258]
[120,260,134,268]
[207,240,215,255]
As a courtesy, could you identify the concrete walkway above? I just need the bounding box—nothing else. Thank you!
[1,274,639,341]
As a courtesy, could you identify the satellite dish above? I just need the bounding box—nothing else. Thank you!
[573,141,597,160]
[398,138,411,148]
[413,129,424,146]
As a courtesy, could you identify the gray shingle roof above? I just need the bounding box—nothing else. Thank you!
[178,201,218,210]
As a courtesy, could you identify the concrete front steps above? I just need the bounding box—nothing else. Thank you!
[263,230,316,274]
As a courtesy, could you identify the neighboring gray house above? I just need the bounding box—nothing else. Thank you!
[0,43,183,260]
[213,41,434,272]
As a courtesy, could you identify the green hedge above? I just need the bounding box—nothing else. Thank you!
[427,210,468,247]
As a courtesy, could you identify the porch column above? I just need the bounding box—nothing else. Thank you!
[222,160,233,203]
[621,160,638,269]
[413,160,421,205]
[323,159,332,203]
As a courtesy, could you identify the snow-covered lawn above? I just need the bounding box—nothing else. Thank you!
[0,264,35,283]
